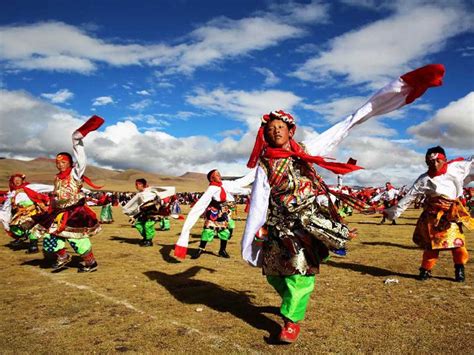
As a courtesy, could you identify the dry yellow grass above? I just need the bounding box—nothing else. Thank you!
[0,206,472,353]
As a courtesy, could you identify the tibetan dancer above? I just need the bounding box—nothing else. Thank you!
[384,146,473,282]
[372,182,400,225]
[174,169,253,259]
[1,174,51,253]
[241,64,446,343]
[30,116,104,272]
[98,192,114,224]
[122,179,175,246]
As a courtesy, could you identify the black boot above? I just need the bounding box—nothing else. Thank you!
[191,241,207,259]
[26,239,39,254]
[455,264,465,282]
[391,220,397,225]
[139,239,153,247]
[379,217,386,225]
[418,267,432,281]
[218,240,230,258]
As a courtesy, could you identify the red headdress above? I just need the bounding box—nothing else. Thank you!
[246,110,363,175]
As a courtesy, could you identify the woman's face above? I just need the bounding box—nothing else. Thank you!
[55,158,71,172]
[265,119,292,148]
[12,176,23,187]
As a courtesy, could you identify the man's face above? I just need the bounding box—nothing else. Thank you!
[210,170,222,183]
[55,157,71,172]
[135,182,145,192]
[12,176,23,187]
[426,155,446,173]
[265,119,292,148]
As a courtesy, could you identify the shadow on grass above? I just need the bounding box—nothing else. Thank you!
[361,241,419,250]
[110,235,141,245]
[156,243,180,264]
[328,260,458,282]
[21,255,82,272]
[144,266,281,340]
[327,260,419,280]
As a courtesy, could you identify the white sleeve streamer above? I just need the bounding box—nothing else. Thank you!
[241,166,270,267]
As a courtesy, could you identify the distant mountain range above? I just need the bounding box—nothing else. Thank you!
[0,158,209,192]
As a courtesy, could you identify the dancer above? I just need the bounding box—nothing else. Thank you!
[122,180,175,246]
[241,64,446,343]
[372,182,399,225]
[1,174,51,253]
[98,192,114,224]
[174,169,253,259]
[30,116,104,272]
[384,146,473,282]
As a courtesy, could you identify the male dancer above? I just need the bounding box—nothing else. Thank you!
[122,180,175,246]
[174,169,253,259]
[384,146,472,282]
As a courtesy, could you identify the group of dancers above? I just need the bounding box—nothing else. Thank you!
[1,63,473,344]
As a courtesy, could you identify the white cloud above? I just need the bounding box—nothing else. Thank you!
[291,4,473,87]
[136,90,151,96]
[129,99,152,111]
[92,96,114,106]
[0,13,304,75]
[40,88,74,103]
[186,87,302,130]
[267,1,330,24]
[1,87,455,185]
[303,96,368,123]
[407,92,474,149]
[254,67,281,86]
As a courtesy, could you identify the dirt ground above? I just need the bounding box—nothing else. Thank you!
[0,206,472,354]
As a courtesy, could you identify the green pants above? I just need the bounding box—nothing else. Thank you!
[159,218,170,231]
[201,228,230,242]
[10,225,43,241]
[267,274,315,323]
[42,234,92,255]
[135,220,156,240]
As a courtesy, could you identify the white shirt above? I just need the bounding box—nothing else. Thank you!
[176,170,254,248]
[385,158,473,220]
[122,186,176,217]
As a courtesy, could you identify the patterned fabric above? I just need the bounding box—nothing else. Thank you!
[413,195,473,250]
[203,200,231,230]
[31,199,101,240]
[260,153,350,276]
[53,174,85,209]
[43,234,92,254]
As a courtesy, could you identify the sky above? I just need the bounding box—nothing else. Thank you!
[0,0,473,186]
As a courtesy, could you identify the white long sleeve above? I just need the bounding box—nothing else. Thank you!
[241,166,270,267]
[385,157,473,220]
[303,78,410,157]
[122,187,162,216]
[72,131,86,180]
[222,168,256,196]
[0,193,12,231]
[176,186,219,248]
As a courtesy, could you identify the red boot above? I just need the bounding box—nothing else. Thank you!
[279,321,300,343]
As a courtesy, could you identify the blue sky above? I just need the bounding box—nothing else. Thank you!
[0,0,473,186]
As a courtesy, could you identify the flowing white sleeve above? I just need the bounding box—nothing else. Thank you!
[222,168,256,195]
[241,166,270,267]
[384,176,425,220]
[303,78,410,156]
[72,131,86,180]
[176,187,217,248]
[450,157,473,185]
[122,193,142,216]
[0,194,12,231]
[26,184,54,193]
